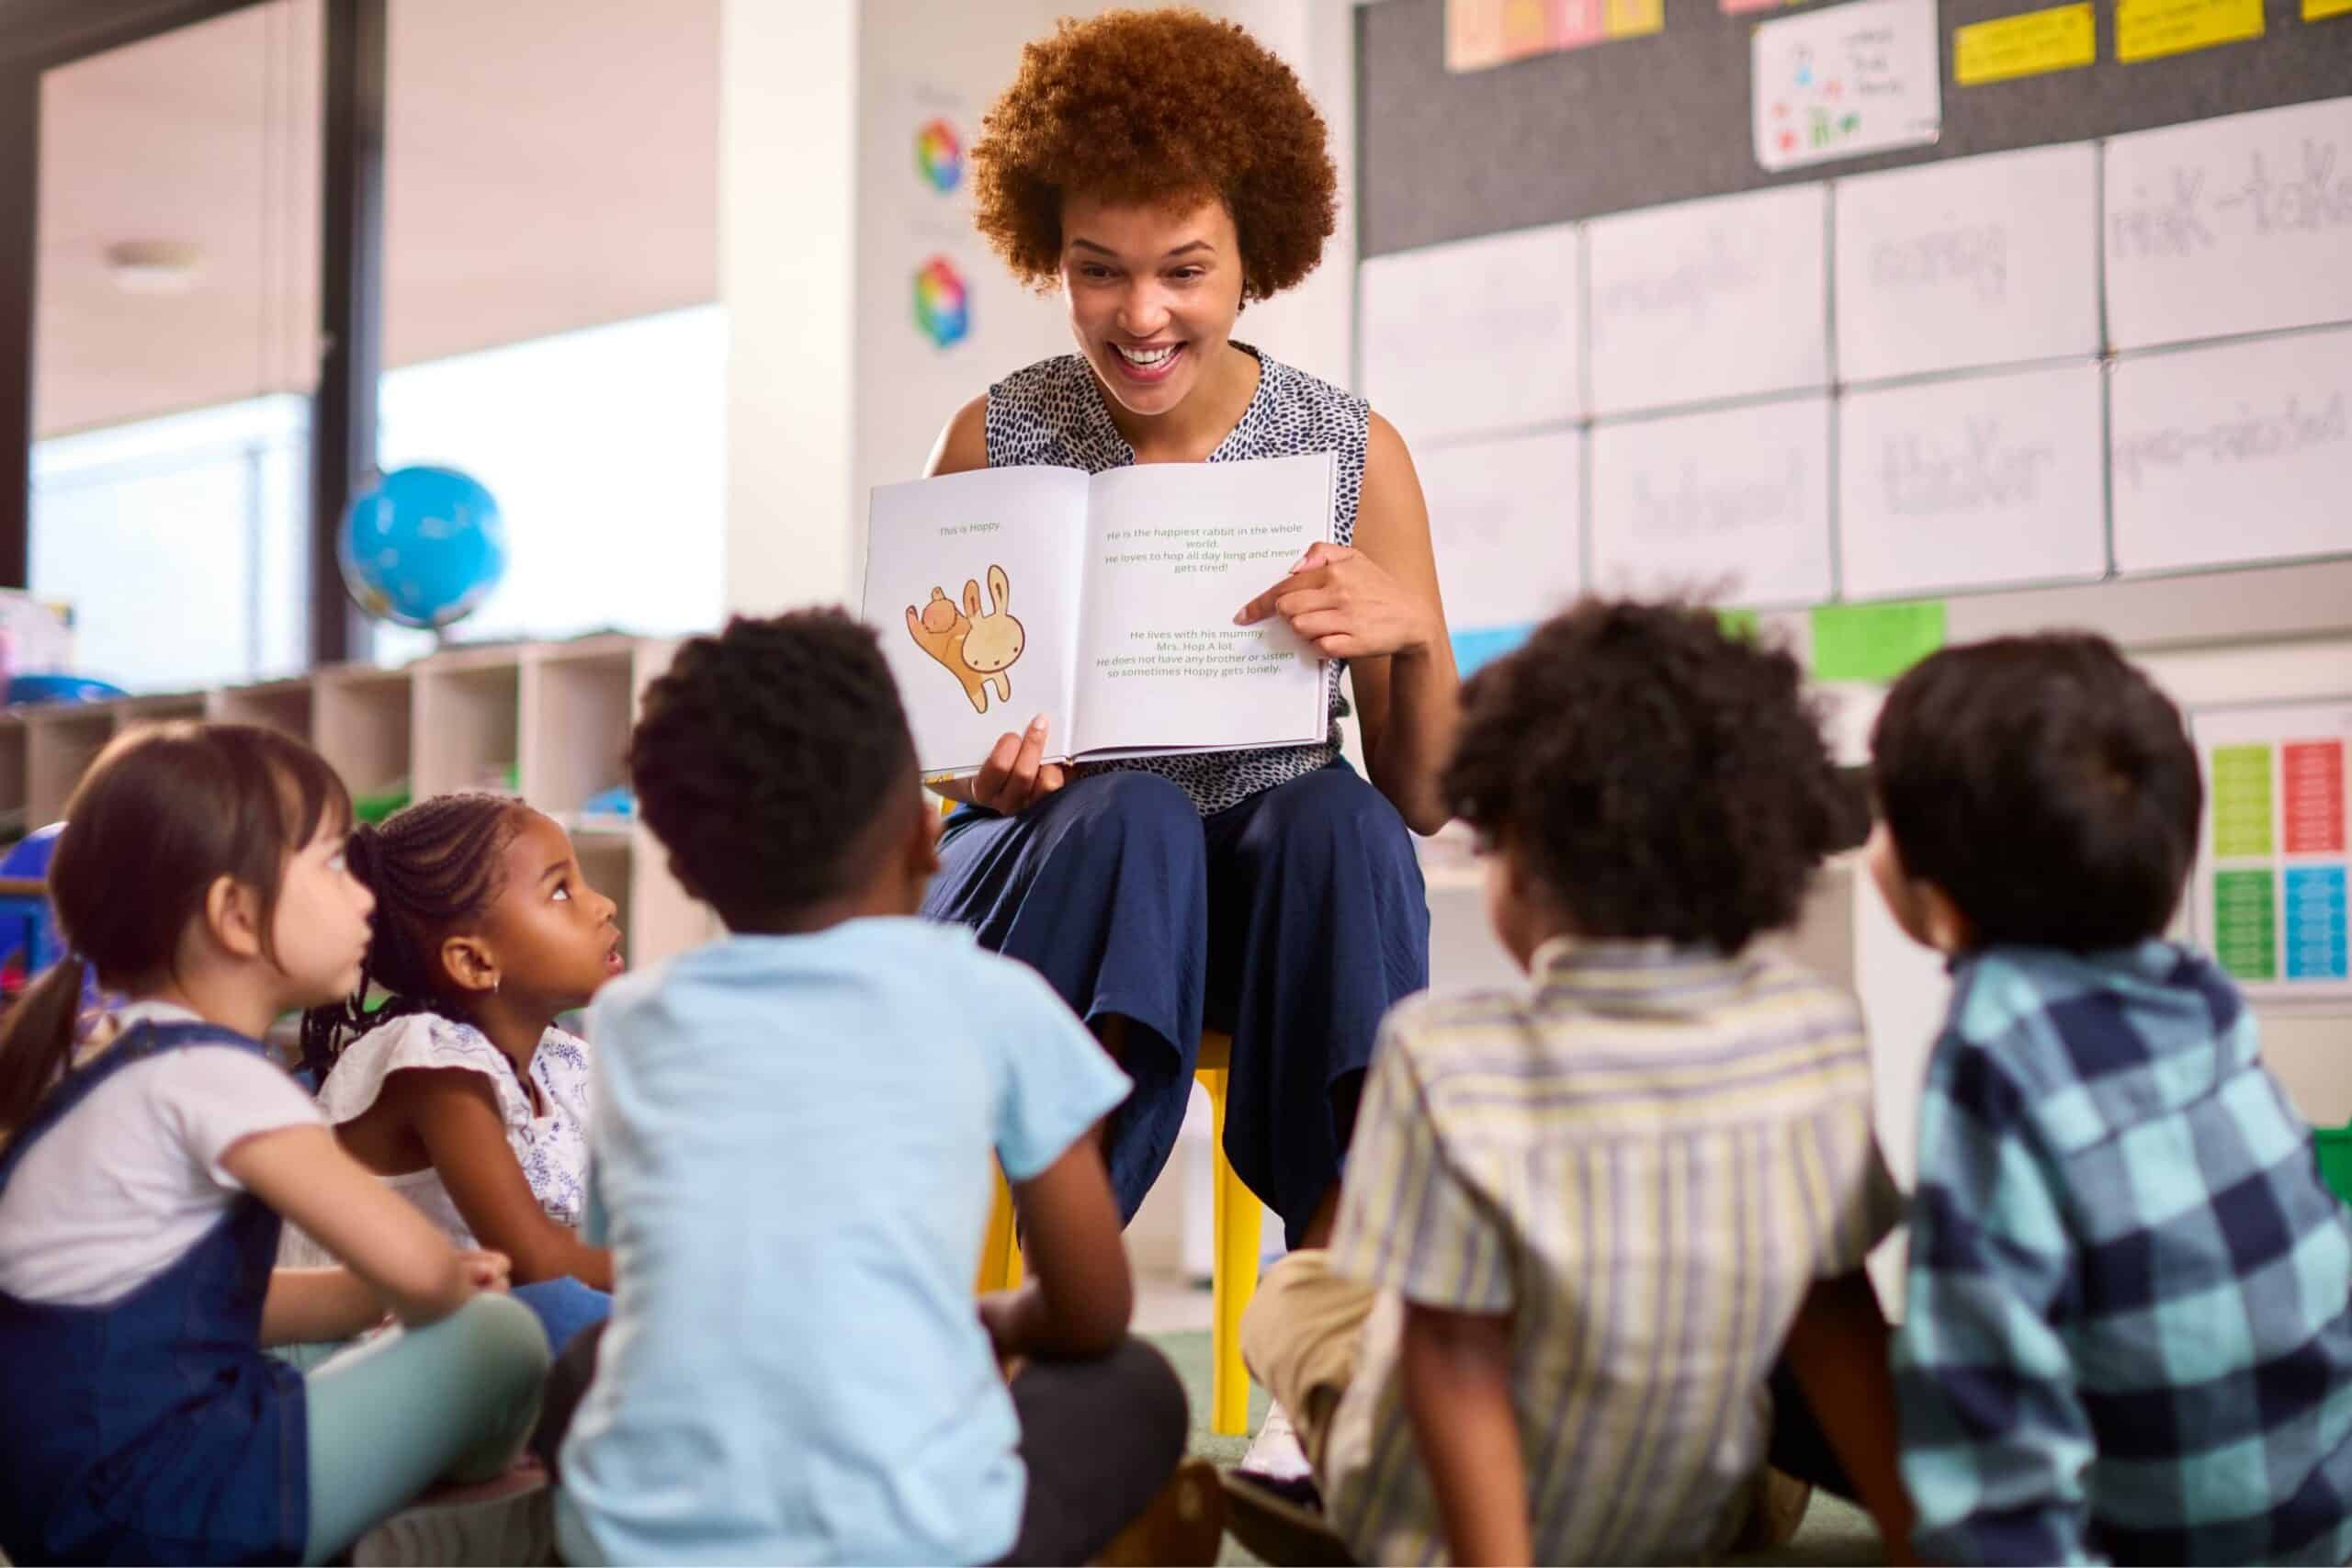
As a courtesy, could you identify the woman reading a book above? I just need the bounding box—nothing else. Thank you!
[921,8,1456,1314]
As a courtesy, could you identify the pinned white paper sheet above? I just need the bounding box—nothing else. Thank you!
[1417,430,1583,671]
[1838,362,2108,598]
[1589,395,1834,607]
[2104,96,2352,353]
[2109,326,2352,574]
[1834,143,2100,384]
[1753,0,1942,174]
[1587,185,1828,417]
[1357,223,1581,450]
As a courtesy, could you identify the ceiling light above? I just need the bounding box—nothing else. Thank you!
[104,240,204,295]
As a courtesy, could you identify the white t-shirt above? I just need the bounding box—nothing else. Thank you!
[0,1000,324,1307]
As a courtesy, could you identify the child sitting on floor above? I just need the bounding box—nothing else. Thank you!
[291,793,624,1357]
[541,611,1219,1566]
[0,723,546,1566]
[1871,634,2352,1565]
[1236,600,1917,1566]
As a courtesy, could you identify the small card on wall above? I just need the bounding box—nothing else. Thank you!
[2188,700,2352,1002]
[1752,0,1942,173]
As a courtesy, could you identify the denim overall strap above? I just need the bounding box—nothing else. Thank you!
[0,1017,309,1565]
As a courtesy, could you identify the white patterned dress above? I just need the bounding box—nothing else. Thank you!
[277,1012,593,1265]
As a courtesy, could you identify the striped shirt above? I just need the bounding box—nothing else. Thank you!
[1324,937,1900,1566]
[1895,942,2352,1566]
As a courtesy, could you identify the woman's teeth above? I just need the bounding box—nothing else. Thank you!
[1114,344,1177,367]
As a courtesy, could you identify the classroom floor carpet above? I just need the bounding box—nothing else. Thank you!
[1146,1328,1884,1568]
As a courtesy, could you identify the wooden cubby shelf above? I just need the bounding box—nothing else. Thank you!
[0,637,715,965]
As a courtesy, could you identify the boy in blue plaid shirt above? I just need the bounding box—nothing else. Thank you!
[1869,633,2352,1566]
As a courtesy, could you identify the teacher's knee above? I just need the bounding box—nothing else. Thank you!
[1051,771,1200,855]
[1244,766,1416,863]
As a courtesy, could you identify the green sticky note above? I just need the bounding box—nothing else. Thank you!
[1718,608,1762,642]
[1810,601,1948,682]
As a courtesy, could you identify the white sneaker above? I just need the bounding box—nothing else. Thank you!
[1238,1400,1313,1483]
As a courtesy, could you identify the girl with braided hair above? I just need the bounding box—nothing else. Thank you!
[288,793,625,1355]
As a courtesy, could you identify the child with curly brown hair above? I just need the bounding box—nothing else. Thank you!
[1231,600,1920,1567]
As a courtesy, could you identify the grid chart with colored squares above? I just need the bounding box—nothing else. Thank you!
[2192,700,2352,998]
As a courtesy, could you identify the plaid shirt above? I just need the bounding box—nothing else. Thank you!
[1894,941,2352,1566]
[1325,938,1899,1565]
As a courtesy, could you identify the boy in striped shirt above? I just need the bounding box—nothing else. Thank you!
[1237,600,1917,1565]
[1871,635,2352,1565]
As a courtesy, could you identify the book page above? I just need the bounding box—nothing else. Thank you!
[1071,453,1334,759]
[863,466,1089,776]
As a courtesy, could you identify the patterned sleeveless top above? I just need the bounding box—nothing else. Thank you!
[984,344,1369,816]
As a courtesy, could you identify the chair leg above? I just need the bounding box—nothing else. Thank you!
[978,1161,1023,1294]
[1204,1066,1261,1438]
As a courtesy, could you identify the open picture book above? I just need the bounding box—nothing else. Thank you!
[863,452,1337,778]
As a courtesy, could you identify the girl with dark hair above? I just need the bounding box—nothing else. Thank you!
[0,722,547,1567]
[292,793,623,1355]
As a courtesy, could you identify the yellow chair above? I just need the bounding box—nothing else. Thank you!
[978,1029,1264,1437]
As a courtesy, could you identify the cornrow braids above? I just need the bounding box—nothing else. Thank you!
[297,792,526,1084]
[629,610,916,931]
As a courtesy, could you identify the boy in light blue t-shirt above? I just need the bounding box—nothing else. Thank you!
[537,612,1219,1566]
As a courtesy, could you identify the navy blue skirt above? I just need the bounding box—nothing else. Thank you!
[922,761,1430,1247]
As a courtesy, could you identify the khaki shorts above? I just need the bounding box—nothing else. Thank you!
[1237,1249,1377,1473]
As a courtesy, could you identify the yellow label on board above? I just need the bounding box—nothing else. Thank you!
[1954,4,2097,84]
[2116,0,2264,62]
[1604,0,1665,37]
[2306,0,2352,22]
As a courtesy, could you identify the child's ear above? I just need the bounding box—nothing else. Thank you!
[438,933,500,998]
[203,874,266,961]
[1915,883,1976,955]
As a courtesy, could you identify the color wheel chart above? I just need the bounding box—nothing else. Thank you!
[2189,700,2352,1003]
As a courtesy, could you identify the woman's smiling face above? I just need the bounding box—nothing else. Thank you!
[1059,191,1245,421]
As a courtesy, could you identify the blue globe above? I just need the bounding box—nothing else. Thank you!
[338,466,508,629]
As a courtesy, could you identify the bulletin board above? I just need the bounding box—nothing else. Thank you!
[1357,0,2352,256]
[1351,0,2352,674]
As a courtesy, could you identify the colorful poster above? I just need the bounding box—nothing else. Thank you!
[2189,700,2352,1000]
[1952,4,2097,85]
[1753,0,1943,173]
[2116,0,2264,61]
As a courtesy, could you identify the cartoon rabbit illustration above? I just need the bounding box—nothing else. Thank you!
[960,565,1023,708]
[904,565,1023,715]
[904,587,992,715]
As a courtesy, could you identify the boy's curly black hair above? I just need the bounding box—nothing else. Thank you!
[1443,600,1852,953]
[628,611,915,930]
[1871,633,2200,951]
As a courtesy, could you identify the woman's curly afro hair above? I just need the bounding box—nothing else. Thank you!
[971,7,1338,302]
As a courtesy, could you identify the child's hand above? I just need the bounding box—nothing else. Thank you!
[977,1289,1031,1377]
[457,1248,513,1292]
